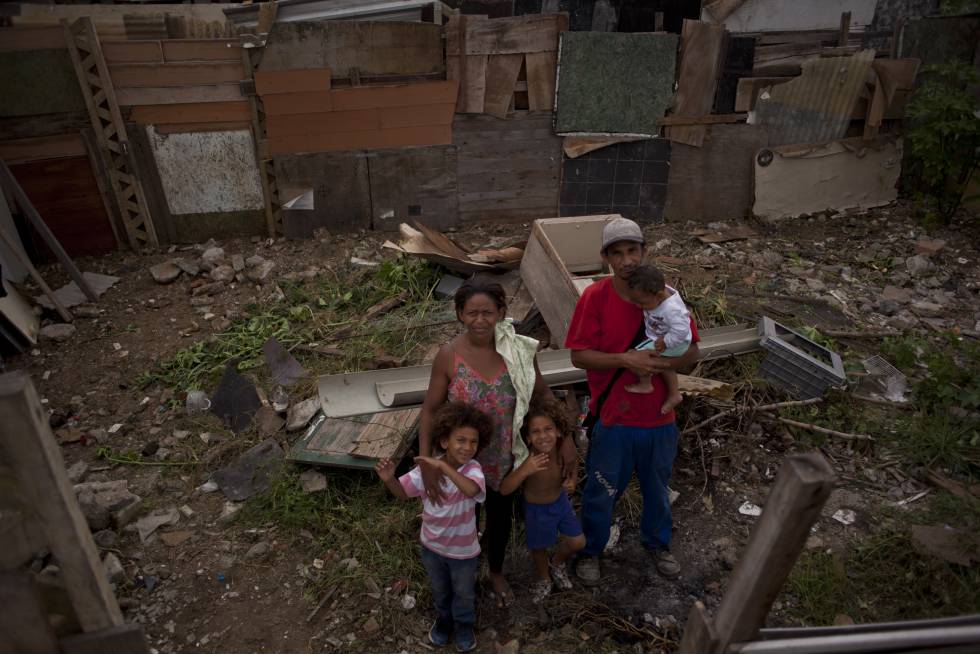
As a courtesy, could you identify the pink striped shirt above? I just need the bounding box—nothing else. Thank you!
[399,459,486,559]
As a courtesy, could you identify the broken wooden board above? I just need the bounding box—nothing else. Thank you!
[483,53,524,118]
[0,278,39,349]
[863,59,920,139]
[555,32,678,135]
[562,135,645,159]
[664,123,769,224]
[347,409,420,459]
[446,13,567,56]
[749,50,874,147]
[666,19,727,147]
[754,137,901,221]
[288,411,415,470]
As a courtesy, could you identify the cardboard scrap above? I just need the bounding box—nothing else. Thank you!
[562,135,645,159]
[383,222,524,274]
[37,272,119,310]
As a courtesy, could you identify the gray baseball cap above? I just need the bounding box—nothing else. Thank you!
[601,217,645,251]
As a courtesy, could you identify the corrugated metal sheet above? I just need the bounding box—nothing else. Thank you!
[749,49,874,146]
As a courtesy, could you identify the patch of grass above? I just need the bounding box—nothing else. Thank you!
[238,465,426,597]
[890,414,980,474]
[784,525,980,626]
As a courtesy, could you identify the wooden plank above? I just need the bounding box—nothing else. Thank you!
[129,101,250,125]
[154,121,251,134]
[115,84,243,106]
[0,161,96,301]
[677,601,720,654]
[262,90,333,116]
[0,111,89,141]
[446,13,566,55]
[269,125,452,156]
[483,53,524,118]
[79,128,124,248]
[752,45,861,76]
[331,80,459,111]
[162,39,240,62]
[109,61,243,89]
[526,51,557,111]
[380,103,456,129]
[0,228,71,322]
[710,453,836,651]
[348,409,421,459]
[59,624,150,654]
[368,146,458,230]
[0,571,60,654]
[658,113,746,126]
[100,40,163,64]
[0,26,67,52]
[734,76,793,112]
[0,134,86,164]
[665,123,768,224]
[667,19,727,147]
[254,68,332,95]
[0,371,124,631]
[447,54,488,113]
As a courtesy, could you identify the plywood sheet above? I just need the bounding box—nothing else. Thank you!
[260,21,444,77]
[664,123,768,224]
[749,50,874,146]
[526,51,557,111]
[555,32,678,135]
[146,126,263,215]
[447,54,488,113]
[666,20,727,148]
[368,146,458,231]
[0,50,86,118]
[455,112,561,223]
[274,151,372,233]
[483,53,524,118]
[754,137,902,221]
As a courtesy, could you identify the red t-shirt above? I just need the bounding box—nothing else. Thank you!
[565,277,700,428]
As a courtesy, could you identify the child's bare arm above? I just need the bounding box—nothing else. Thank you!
[375,459,409,500]
[415,456,481,498]
[500,453,549,495]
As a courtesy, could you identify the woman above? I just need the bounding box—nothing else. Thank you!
[419,277,574,607]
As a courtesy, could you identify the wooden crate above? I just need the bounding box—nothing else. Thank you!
[519,214,615,347]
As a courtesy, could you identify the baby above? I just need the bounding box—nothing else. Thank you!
[623,265,691,414]
[500,396,584,604]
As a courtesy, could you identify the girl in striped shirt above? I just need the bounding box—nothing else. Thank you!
[376,402,493,653]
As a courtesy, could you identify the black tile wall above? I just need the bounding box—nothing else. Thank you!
[559,138,670,222]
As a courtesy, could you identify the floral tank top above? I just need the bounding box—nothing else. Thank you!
[447,350,517,491]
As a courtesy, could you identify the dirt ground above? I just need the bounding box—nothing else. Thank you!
[8,201,980,653]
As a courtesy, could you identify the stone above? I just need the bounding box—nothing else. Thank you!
[876,299,900,316]
[40,324,76,342]
[362,616,380,635]
[911,301,943,318]
[245,541,271,560]
[200,247,226,271]
[74,480,142,531]
[66,460,88,483]
[218,501,242,524]
[93,529,119,549]
[881,285,912,303]
[212,439,284,501]
[191,281,226,297]
[914,238,946,256]
[150,261,182,284]
[174,258,200,276]
[255,405,285,437]
[161,530,193,547]
[906,254,934,276]
[74,305,101,318]
[210,265,235,283]
[245,259,276,283]
[805,278,826,292]
[299,469,327,493]
[132,508,180,542]
[231,254,245,272]
[103,552,125,584]
[88,427,109,445]
[286,397,319,432]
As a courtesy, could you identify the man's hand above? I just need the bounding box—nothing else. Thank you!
[621,349,661,376]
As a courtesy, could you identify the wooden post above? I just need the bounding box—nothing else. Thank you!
[678,452,836,654]
[0,371,124,632]
[0,160,97,303]
[838,12,852,47]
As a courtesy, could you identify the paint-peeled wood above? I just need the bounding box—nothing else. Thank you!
[753,137,902,221]
[749,50,874,147]
[667,19,727,147]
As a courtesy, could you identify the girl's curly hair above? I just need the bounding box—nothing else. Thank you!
[431,401,495,453]
[520,395,575,445]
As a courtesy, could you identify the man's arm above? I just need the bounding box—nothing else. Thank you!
[570,348,663,374]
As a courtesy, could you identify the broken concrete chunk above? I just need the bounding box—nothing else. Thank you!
[210,265,235,283]
[906,254,934,276]
[914,238,946,257]
[75,480,142,531]
[245,541,271,560]
[66,460,88,483]
[103,552,125,584]
[150,261,182,284]
[299,469,327,493]
[231,254,245,272]
[212,438,284,502]
[40,324,76,342]
[200,247,226,271]
[286,397,319,432]
[246,259,276,283]
[174,258,200,277]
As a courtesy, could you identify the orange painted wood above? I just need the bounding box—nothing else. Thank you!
[269,125,452,156]
[330,80,459,111]
[262,90,333,116]
[109,62,243,88]
[115,84,243,106]
[0,134,86,165]
[128,101,250,124]
[379,103,456,129]
[254,68,332,95]
[101,40,163,63]
[266,109,381,138]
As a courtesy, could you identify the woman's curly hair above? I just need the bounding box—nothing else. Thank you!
[520,395,575,445]
[431,401,495,453]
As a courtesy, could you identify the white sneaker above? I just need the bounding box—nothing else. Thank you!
[531,579,553,604]
[550,562,573,591]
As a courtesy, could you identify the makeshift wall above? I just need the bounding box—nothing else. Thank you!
[7,3,237,39]
[455,112,561,223]
[560,139,669,221]
[274,153,372,235]
[701,0,877,32]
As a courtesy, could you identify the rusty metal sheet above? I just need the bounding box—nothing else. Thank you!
[749,50,874,146]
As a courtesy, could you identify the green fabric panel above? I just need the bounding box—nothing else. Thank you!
[555,32,678,135]
[0,50,86,118]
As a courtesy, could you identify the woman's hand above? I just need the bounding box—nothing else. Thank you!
[417,457,447,505]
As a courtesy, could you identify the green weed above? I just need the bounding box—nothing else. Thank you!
[890,414,980,474]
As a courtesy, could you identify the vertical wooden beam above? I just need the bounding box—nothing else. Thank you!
[242,47,280,238]
[63,17,158,249]
[677,601,719,654]
[838,11,852,47]
[79,128,124,249]
[0,160,97,302]
[0,371,124,632]
[708,452,836,652]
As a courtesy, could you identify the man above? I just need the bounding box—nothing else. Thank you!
[565,217,700,584]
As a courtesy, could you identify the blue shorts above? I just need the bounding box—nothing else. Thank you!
[523,491,583,550]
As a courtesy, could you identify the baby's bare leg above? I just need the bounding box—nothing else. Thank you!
[661,370,683,413]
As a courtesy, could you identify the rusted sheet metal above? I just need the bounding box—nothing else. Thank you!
[749,49,874,146]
